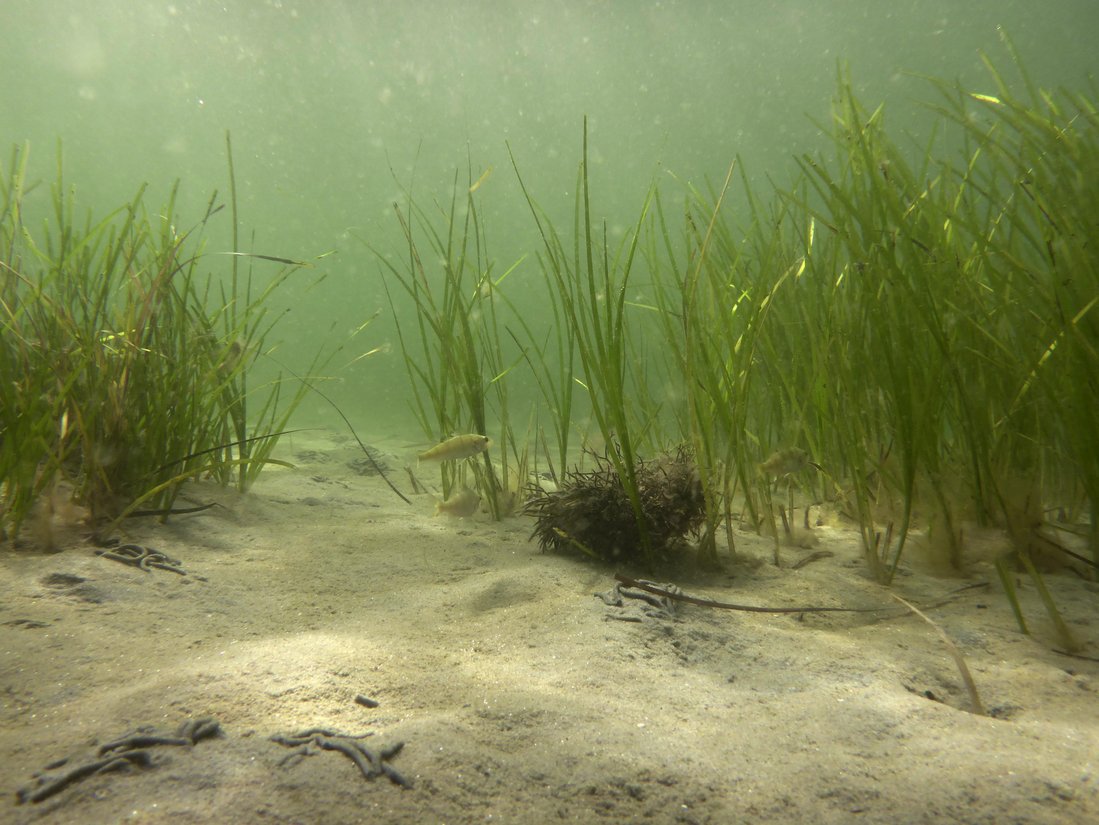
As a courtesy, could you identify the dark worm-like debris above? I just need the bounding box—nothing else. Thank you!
[95,543,189,575]
[17,750,153,804]
[271,728,411,789]
[16,717,221,804]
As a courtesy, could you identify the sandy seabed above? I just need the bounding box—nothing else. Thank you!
[1,431,1096,825]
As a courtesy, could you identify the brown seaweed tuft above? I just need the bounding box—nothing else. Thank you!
[524,446,705,563]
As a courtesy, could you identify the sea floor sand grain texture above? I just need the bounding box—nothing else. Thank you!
[2,431,1096,824]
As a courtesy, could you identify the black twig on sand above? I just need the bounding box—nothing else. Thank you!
[16,717,222,804]
[595,579,682,622]
[94,543,189,575]
[271,728,412,789]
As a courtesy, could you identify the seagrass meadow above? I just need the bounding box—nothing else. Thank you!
[1,4,1097,824]
[0,137,335,546]
[374,53,1098,647]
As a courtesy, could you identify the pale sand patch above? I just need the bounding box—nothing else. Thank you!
[1,431,1096,824]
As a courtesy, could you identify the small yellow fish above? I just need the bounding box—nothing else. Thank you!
[468,165,493,193]
[968,92,1002,105]
[417,433,491,462]
[435,487,481,518]
[758,448,810,477]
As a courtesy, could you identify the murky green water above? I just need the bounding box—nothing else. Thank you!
[2,0,1095,434]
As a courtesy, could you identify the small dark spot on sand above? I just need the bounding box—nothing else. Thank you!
[41,573,86,588]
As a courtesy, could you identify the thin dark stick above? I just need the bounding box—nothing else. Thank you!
[614,575,989,617]
[616,574,892,615]
[130,502,220,517]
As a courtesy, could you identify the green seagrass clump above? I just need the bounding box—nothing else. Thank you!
[525,446,705,563]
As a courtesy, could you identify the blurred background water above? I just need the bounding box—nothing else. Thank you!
[2,0,1095,436]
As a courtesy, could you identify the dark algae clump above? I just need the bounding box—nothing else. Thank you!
[525,446,705,564]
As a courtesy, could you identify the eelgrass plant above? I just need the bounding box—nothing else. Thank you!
[686,45,1096,643]
[648,161,815,567]
[0,140,316,546]
[372,163,527,519]
[789,67,967,583]
[928,43,1099,564]
[510,118,659,563]
[628,44,1096,650]
[371,44,1093,646]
